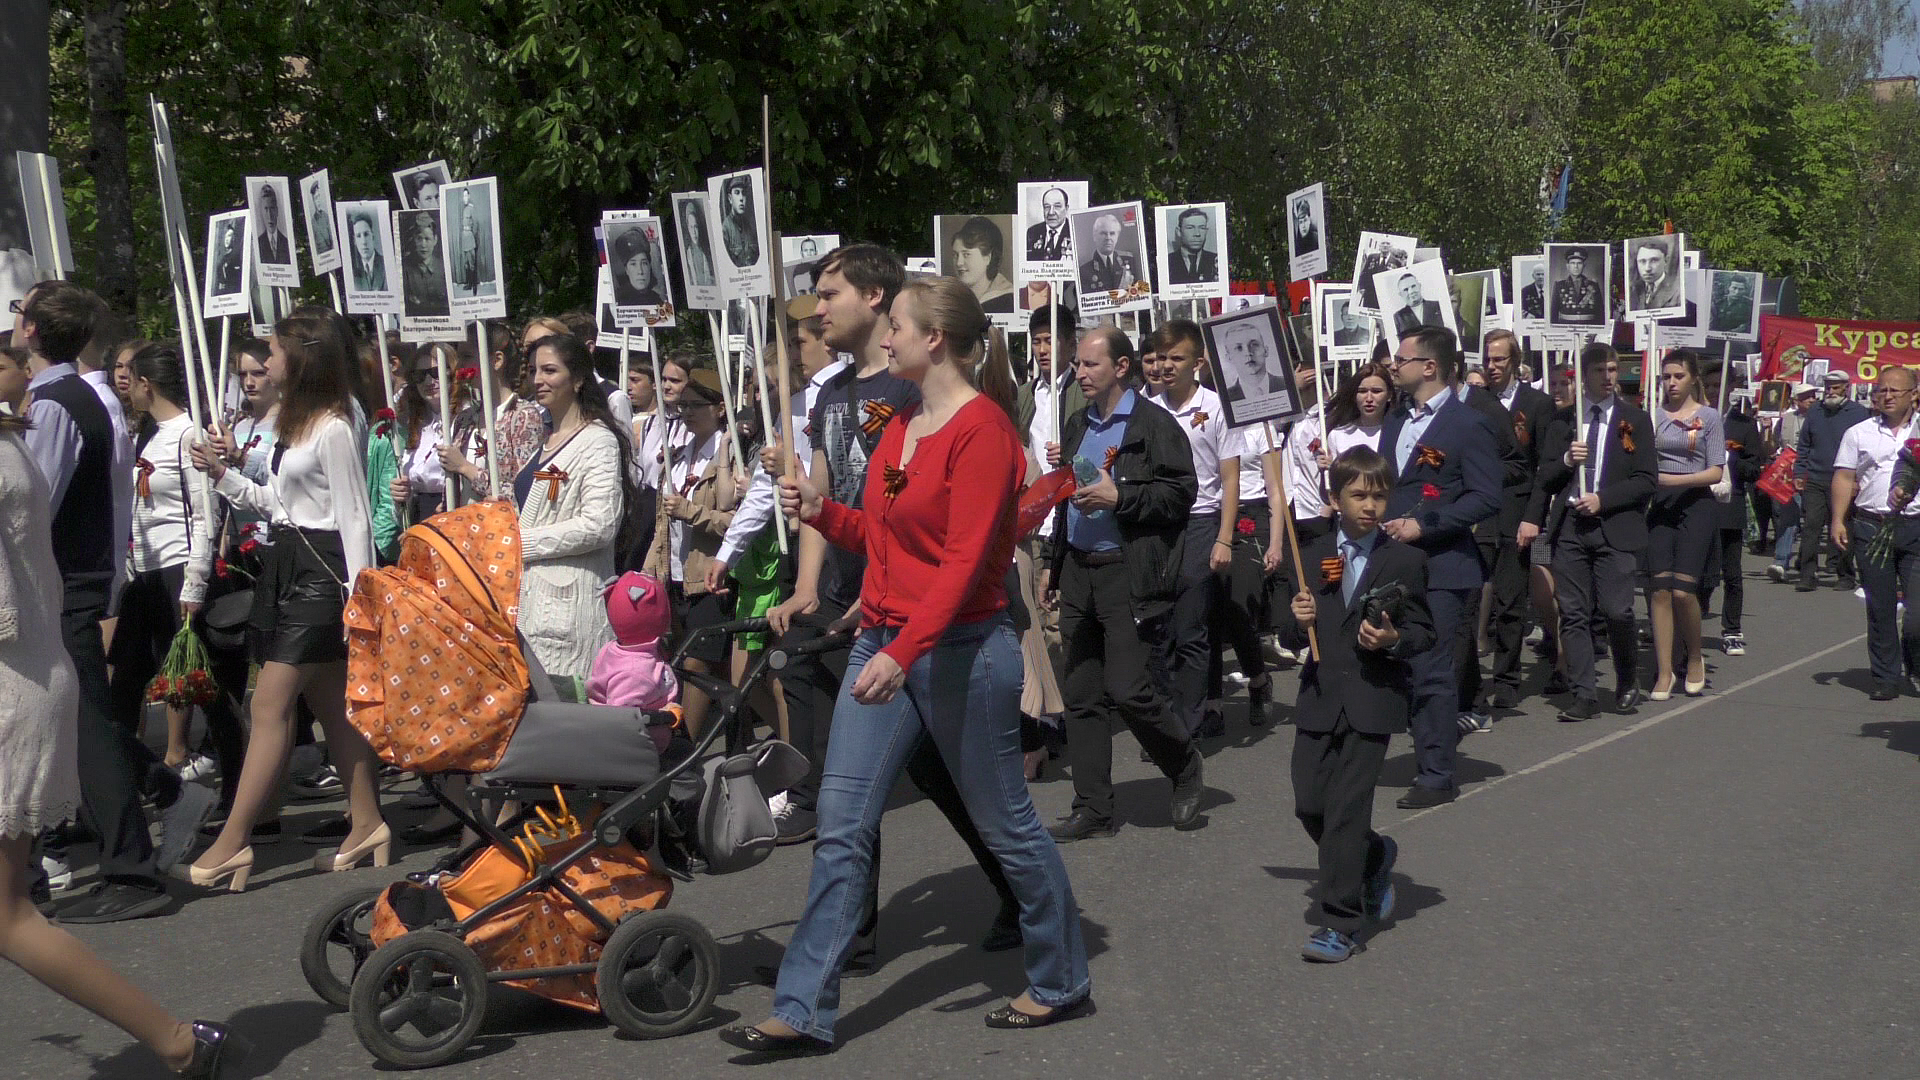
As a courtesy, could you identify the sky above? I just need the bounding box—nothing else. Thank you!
[1885,2,1920,75]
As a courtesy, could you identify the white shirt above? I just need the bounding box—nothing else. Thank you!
[1285,417,1387,517]
[1577,394,1617,490]
[667,430,721,581]
[1833,412,1920,516]
[403,419,448,493]
[1239,421,1279,504]
[214,413,376,585]
[81,369,135,601]
[130,412,214,603]
[1148,385,1243,516]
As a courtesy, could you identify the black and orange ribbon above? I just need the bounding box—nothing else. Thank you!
[1191,411,1209,429]
[136,457,155,499]
[1320,555,1344,588]
[533,466,569,502]
[1414,443,1445,468]
[1102,444,1120,470]
[1618,419,1636,454]
[1513,412,1531,446]
[861,400,895,437]
[882,464,908,499]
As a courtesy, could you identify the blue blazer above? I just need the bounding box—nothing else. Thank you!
[1378,392,1504,590]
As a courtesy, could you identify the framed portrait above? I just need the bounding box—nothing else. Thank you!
[1449,273,1486,358]
[1154,202,1229,302]
[395,207,451,322]
[1348,231,1416,315]
[1318,281,1373,363]
[781,233,839,297]
[1803,357,1830,385]
[300,169,339,277]
[707,168,773,301]
[391,160,452,211]
[1756,380,1789,414]
[1372,258,1457,342]
[670,191,722,311]
[202,209,253,318]
[244,175,298,288]
[336,200,400,315]
[602,209,675,329]
[15,152,73,283]
[1512,254,1548,340]
[1070,201,1152,316]
[1707,269,1763,340]
[936,213,1019,332]
[0,157,36,317]
[439,177,506,321]
[1623,232,1686,320]
[1285,182,1328,281]
[1015,180,1089,285]
[1202,304,1305,430]
[1546,242,1609,329]
[595,264,636,353]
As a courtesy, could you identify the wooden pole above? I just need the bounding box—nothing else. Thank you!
[1718,338,1733,413]
[1268,419,1318,662]
[618,325,631,398]
[1049,296,1062,446]
[747,299,789,553]
[473,319,501,497]
[708,309,748,478]
[214,316,232,424]
[34,155,63,279]
[1571,339,1587,498]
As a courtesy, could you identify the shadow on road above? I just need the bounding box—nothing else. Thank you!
[1858,720,1920,759]
[1812,668,1877,696]
[78,997,333,1078]
[1262,865,1448,930]
[1379,753,1506,789]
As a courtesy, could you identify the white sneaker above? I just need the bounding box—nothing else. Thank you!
[155,782,217,871]
[40,853,73,892]
[1766,563,1786,583]
[768,790,789,818]
[773,801,817,845]
[174,753,218,784]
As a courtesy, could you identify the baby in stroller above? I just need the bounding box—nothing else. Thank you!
[587,571,680,753]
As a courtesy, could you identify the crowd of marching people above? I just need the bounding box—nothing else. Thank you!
[2,241,1915,1068]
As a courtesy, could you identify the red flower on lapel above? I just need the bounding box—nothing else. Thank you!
[1421,482,1442,498]
[1235,516,1256,535]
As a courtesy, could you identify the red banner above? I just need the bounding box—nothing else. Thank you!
[1759,314,1920,383]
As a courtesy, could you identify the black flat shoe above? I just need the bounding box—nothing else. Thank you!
[298,815,351,845]
[981,905,1023,952]
[983,996,1094,1029]
[399,819,463,846]
[178,1020,251,1078]
[717,1024,832,1056]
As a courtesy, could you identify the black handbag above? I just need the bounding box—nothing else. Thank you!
[200,585,254,651]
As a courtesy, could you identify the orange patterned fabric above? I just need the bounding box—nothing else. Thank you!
[345,501,529,773]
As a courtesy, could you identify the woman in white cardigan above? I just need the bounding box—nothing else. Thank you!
[514,334,636,699]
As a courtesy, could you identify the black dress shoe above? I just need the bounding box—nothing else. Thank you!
[717,1024,833,1056]
[299,815,351,845]
[1870,683,1901,701]
[1614,686,1644,714]
[1170,751,1204,828]
[983,996,1094,1029]
[1247,677,1273,727]
[1542,672,1573,697]
[54,881,174,924]
[1395,785,1457,810]
[399,819,463,846]
[1558,697,1600,722]
[1048,810,1117,843]
[1483,687,1519,710]
[981,904,1023,952]
[178,1020,251,1079]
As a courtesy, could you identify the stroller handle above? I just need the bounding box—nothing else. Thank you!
[669,617,773,664]
[766,629,856,671]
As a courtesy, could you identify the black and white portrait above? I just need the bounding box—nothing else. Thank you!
[937,214,1017,315]
[1318,282,1370,365]
[14,152,73,285]
[602,210,675,328]
[1015,180,1089,284]
[1623,232,1686,320]
[1511,254,1548,341]
[1708,269,1762,339]
[1373,259,1456,341]
[672,191,721,311]
[301,169,339,276]
[392,160,452,211]
[1449,273,1486,356]
[335,200,399,315]
[0,156,35,317]
[1546,243,1609,329]
[202,210,252,318]
[1349,231,1416,314]
[706,168,773,302]
[781,233,838,297]
[1071,201,1152,315]
[245,175,298,288]
[442,177,506,321]
[397,208,450,319]
[1286,182,1328,281]
[1155,202,1229,302]
[594,265,635,352]
[1202,305,1305,430]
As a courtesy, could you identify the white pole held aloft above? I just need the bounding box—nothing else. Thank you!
[473,320,501,498]
[747,300,789,553]
[174,229,223,437]
[434,344,456,509]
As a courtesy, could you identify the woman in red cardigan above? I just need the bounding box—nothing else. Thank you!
[719,278,1091,1056]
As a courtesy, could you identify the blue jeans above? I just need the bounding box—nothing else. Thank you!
[771,617,1091,1042]
[1774,496,1801,567]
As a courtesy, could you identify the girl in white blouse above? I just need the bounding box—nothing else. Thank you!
[185,315,387,891]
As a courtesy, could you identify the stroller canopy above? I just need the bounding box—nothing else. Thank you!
[346,501,530,773]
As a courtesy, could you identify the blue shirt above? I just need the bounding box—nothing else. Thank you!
[1339,526,1380,606]
[1393,392,1445,473]
[23,363,84,511]
[1066,388,1136,553]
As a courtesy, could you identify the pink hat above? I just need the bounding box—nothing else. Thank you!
[603,571,671,649]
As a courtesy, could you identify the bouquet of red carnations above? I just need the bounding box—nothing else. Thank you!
[1861,438,1920,565]
[146,623,219,709]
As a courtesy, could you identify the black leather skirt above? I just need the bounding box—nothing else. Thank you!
[250,525,350,666]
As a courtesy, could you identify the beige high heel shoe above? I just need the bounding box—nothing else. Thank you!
[170,846,253,892]
[313,822,393,873]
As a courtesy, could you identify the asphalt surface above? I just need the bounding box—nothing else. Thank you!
[8,567,1918,1079]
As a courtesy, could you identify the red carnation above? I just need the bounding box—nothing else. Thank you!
[1421,483,1442,498]
[374,407,396,422]
[237,538,260,556]
[455,366,480,382]
[214,557,230,578]
[1236,516,1256,535]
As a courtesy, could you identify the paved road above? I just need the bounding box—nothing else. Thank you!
[9,572,1918,1079]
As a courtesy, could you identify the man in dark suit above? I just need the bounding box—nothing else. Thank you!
[1025,187,1072,262]
[1391,273,1445,337]
[1378,326,1503,807]
[1279,446,1435,962]
[1331,302,1370,346]
[1449,344,1529,731]
[254,184,291,266]
[1521,342,1658,721]
[1078,213,1139,293]
[1290,197,1320,258]
[1222,335,1289,405]
[1165,208,1218,285]
[1477,329,1555,709]
[1519,264,1546,320]
[211,222,243,295]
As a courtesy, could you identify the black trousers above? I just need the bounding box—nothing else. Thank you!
[1292,714,1391,935]
[1798,477,1855,586]
[1699,527,1746,634]
[63,573,170,888]
[1551,520,1640,701]
[1059,554,1193,821]
[1207,504,1271,700]
[1749,489,1773,546]
[1163,513,1220,734]
[1479,537,1529,697]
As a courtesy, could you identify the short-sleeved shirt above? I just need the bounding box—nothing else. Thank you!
[1065,389,1134,553]
[1833,413,1920,516]
[808,365,921,611]
[1148,384,1244,516]
[1655,405,1726,475]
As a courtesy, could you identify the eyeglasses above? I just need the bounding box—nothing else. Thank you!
[7,299,21,314]
[412,369,439,380]
[1389,354,1429,369]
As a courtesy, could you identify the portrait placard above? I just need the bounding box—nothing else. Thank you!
[1707,270,1763,340]
[391,160,452,211]
[595,265,635,352]
[202,210,253,318]
[438,177,506,321]
[15,153,73,282]
[1155,202,1229,302]
[1317,281,1372,365]
[1070,200,1152,316]
[1450,273,1487,358]
[904,256,938,280]
[1285,182,1328,281]
[0,157,37,314]
[707,167,773,301]
[671,191,722,311]
[1349,231,1416,315]
[300,169,340,276]
[396,208,460,341]
[148,100,193,289]
[336,200,401,315]
[936,214,1019,331]
[1756,380,1789,414]
[1202,304,1306,430]
[1623,232,1686,320]
[244,175,298,288]
[1372,258,1456,342]
[1512,254,1548,340]
[781,233,839,296]
[602,210,675,328]
[1546,243,1609,329]
[1015,180,1089,284]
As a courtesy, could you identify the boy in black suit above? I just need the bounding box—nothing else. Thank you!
[1281,447,1435,962]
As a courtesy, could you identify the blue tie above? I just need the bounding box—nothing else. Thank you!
[1583,404,1603,492]
[1342,539,1361,606]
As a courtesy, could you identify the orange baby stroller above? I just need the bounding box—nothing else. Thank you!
[297,502,803,1068]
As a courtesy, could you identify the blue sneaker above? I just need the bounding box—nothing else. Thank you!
[1365,835,1398,922]
[1301,927,1360,963]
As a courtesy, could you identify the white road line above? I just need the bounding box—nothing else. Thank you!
[1387,632,1870,831]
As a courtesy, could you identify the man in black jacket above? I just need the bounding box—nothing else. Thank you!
[1042,326,1202,840]
[1794,370,1870,592]
[1477,330,1554,710]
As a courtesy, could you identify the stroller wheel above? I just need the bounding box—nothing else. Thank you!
[300,886,385,1008]
[349,930,489,1069]
[597,911,720,1039]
